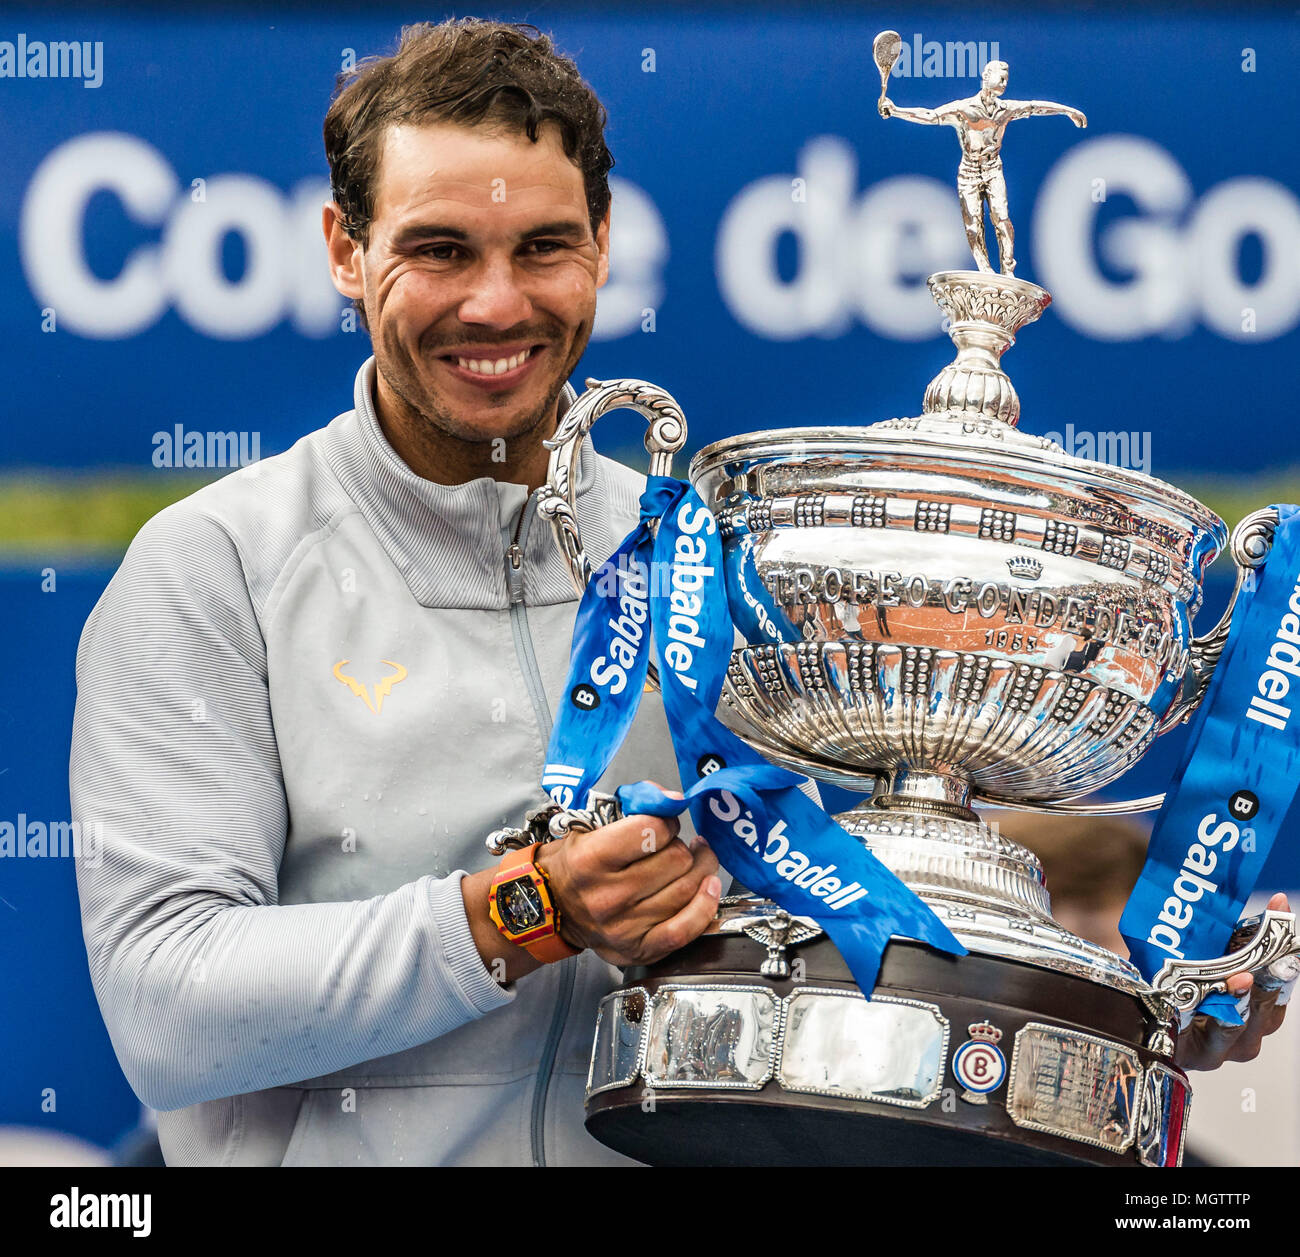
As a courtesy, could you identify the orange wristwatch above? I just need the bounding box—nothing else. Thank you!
[488,843,581,964]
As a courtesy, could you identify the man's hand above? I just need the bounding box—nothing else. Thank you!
[536,807,721,967]
[1175,892,1292,1071]
[1069,108,1087,128]
[878,97,893,119]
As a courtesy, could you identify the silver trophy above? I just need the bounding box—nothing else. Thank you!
[529,35,1299,1166]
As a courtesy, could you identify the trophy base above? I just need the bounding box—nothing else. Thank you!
[584,932,1189,1167]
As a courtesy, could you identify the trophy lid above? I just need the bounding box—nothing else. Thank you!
[690,422,1225,556]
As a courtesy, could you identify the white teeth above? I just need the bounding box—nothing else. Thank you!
[454,347,533,375]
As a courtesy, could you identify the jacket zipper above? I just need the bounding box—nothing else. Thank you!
[505,495,554,743]
[504,491,577,1169]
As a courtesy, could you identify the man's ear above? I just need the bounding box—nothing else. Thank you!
[595,203,611,289]
[323,203,365,303]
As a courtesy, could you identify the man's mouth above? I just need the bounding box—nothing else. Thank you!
[435,343,545,389]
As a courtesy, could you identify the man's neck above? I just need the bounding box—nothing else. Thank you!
[373,369,559,493]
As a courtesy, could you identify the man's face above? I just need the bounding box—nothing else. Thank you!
[338,119,609,447]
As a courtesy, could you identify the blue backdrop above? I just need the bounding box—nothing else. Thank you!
[1,6,1297,473]
[2,4,1298,1154]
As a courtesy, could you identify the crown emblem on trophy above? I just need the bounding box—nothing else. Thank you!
[967,1020,1004,1045]
[1006,555,1043,581]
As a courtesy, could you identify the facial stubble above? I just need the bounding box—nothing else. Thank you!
[376,311,595,452]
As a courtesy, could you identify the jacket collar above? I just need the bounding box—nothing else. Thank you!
[323,357,605,610]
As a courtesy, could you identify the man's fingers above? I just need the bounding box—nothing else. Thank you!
[1241,970,1287,1042]
[1183,1012,1248,1069]
[1183,973,1287,1067]
[623,843,720,918]
[1250,987,1287,1041]
[592,836,716,926]
[1224,894,1293,1048]
[1176,896,1297,1069]
[637,874,723,962]
[603,836,701,910]
[585,812,682,871]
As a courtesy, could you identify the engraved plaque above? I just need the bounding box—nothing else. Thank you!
[1008,1023,1141,1152]
[644,985,777,1090]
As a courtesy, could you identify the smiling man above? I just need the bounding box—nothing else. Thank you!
[70,19,719,1168]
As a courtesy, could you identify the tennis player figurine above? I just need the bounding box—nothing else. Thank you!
[875,41,1086,275]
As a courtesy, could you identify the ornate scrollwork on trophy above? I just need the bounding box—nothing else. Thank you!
[1156,506,1281,733]
[920,272,1053,429]
[1150,910,1300,1018]
[538,377,687,597]
[928,273,1053,329]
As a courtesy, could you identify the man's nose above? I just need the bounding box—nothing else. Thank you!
[456,255,533,328]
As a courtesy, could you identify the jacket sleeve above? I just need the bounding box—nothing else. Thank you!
[69,505,512,1112]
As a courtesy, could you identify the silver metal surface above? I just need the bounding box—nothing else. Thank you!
[591,982,951,1107]
[1007,1022,1145,1153]
[695,437,1228,805]
[587,987,648,1099]
[879,48,1085,276]
[872,31,902,116]
[736,907,822,978]
[485,802,561,856]
[705,894,822,940]
[538,376,686,599]
[1151,908,1300,1020]
[835,806,1148,989]
[777,989,948,1107]
[1137,1062,1192,1168]
[485,790,623,855]
[643,984,780,1090]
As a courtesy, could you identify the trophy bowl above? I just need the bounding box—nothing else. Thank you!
[692,409,1226,808]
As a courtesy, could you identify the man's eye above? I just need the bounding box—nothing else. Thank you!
[526,240,565,255]
[420,243,462,260]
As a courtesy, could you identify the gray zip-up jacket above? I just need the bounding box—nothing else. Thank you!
[69,357,689,1166]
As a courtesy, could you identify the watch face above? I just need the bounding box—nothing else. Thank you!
[496,877,546,933]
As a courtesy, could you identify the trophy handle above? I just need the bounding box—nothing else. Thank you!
[485,791,624,855]
[537,376,688,598]
[1146,908,1300,1020]
[1154,506,1280,735]
[981,507,1281,817]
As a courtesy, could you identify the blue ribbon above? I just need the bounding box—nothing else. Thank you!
[1120,504,1300,1023]
[719,510,800,646]
[541,479,684,808]
[544,476,964,995]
